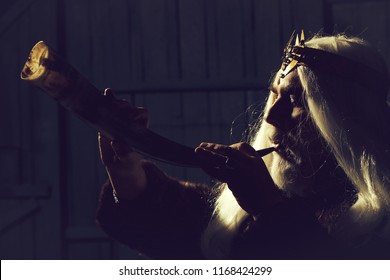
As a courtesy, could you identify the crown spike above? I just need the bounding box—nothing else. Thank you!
[295,34,299,46]
[300,30,305,45]
[286,31,295,48]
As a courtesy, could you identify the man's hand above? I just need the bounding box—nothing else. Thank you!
[98,88,149,201]
[195,142,283,215]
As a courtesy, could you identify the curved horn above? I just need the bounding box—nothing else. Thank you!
[21,41,200,167]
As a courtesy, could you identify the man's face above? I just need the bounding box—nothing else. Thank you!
[254,70,332,196]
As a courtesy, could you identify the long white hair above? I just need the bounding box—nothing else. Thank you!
[201,34,390,259]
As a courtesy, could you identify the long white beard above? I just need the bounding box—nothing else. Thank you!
[252,121,314,197]
[202,119,320,258]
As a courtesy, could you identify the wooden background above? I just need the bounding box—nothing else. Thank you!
[0,0,389,259]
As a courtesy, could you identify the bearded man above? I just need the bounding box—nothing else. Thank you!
[96,32,390,259]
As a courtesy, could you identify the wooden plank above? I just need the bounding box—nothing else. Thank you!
[204,0,219,77]
[386,1,390,68]
[254,0,282,83]
[108,0,133,87]
[137,1,183,128]
[241,0,257,78]
[27,0,62,259]
[18,27,34,185]
[331,1,390,104]
[0,32,21,150]
[292,0,324,34]
[178,0,207,80]
[0,0,35,37]
[331,2,362,34]
[65,0,93,80]
[182,92,210,125]
[115,78,266,93]
[128,0,146,81]
[209,91,246,125]
[139,0,169,80]
[0,184,50,198]
[327,0,385,4]
[203,0,248,154]
[0,149,19,184]
[0,202,36,259]
[165,0,181,79]
[68,241,111,260]
[356,2,388,57]
[66,226,107,241]
[65,0,101,229]
[332,2,389,59]
[0,200,40,234]
[0,7,22,186]
[215,0,243,79]
[0,0,61,260]
[68,113,101,226]
[90,0,132,89]
[142,92,183,126]
[89,0,111,86]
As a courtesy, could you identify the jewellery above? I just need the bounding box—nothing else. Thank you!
[281,30,390,93]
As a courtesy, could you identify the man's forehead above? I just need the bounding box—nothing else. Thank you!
[271,70,302,93]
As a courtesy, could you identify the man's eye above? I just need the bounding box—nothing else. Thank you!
[290,94,303,107]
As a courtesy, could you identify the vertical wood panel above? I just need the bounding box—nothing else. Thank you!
[254,0,284,82]
[215,0,243,78]
[140,0,168,80]
[68,241,110,260]
[0,0,60,259]
[139,0,183,151]
[204,0,219,78]
[90,0,132,89]
[28,0,61,259]
[0,23,21,159]
[128,0,146,82]
[241,0,257,78]
[0,0,31,259]
[293,0,324,33]
[65,0,101,228]
[207,0,247,160]
[179,0,207,80]
[331,1,390,73]
[179,0,210,178]
[65,0,93,79]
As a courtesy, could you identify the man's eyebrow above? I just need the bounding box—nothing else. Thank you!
[268,83,301,93]
[269,84,278,93]
[268,82,301,94]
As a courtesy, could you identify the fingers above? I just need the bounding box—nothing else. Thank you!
[195,142,258,170]
[132,107,149,128]
[98,132,115,166]
[195,143,229,167]
[103,88,115,100]
[195,141,281,215]
[98,132,135,166]
[111,138,134,162]
[229,142,258,157]
[194,142,260,182]
[104,88,149,127]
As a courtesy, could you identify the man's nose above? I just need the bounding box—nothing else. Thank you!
[264,97,292,131]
